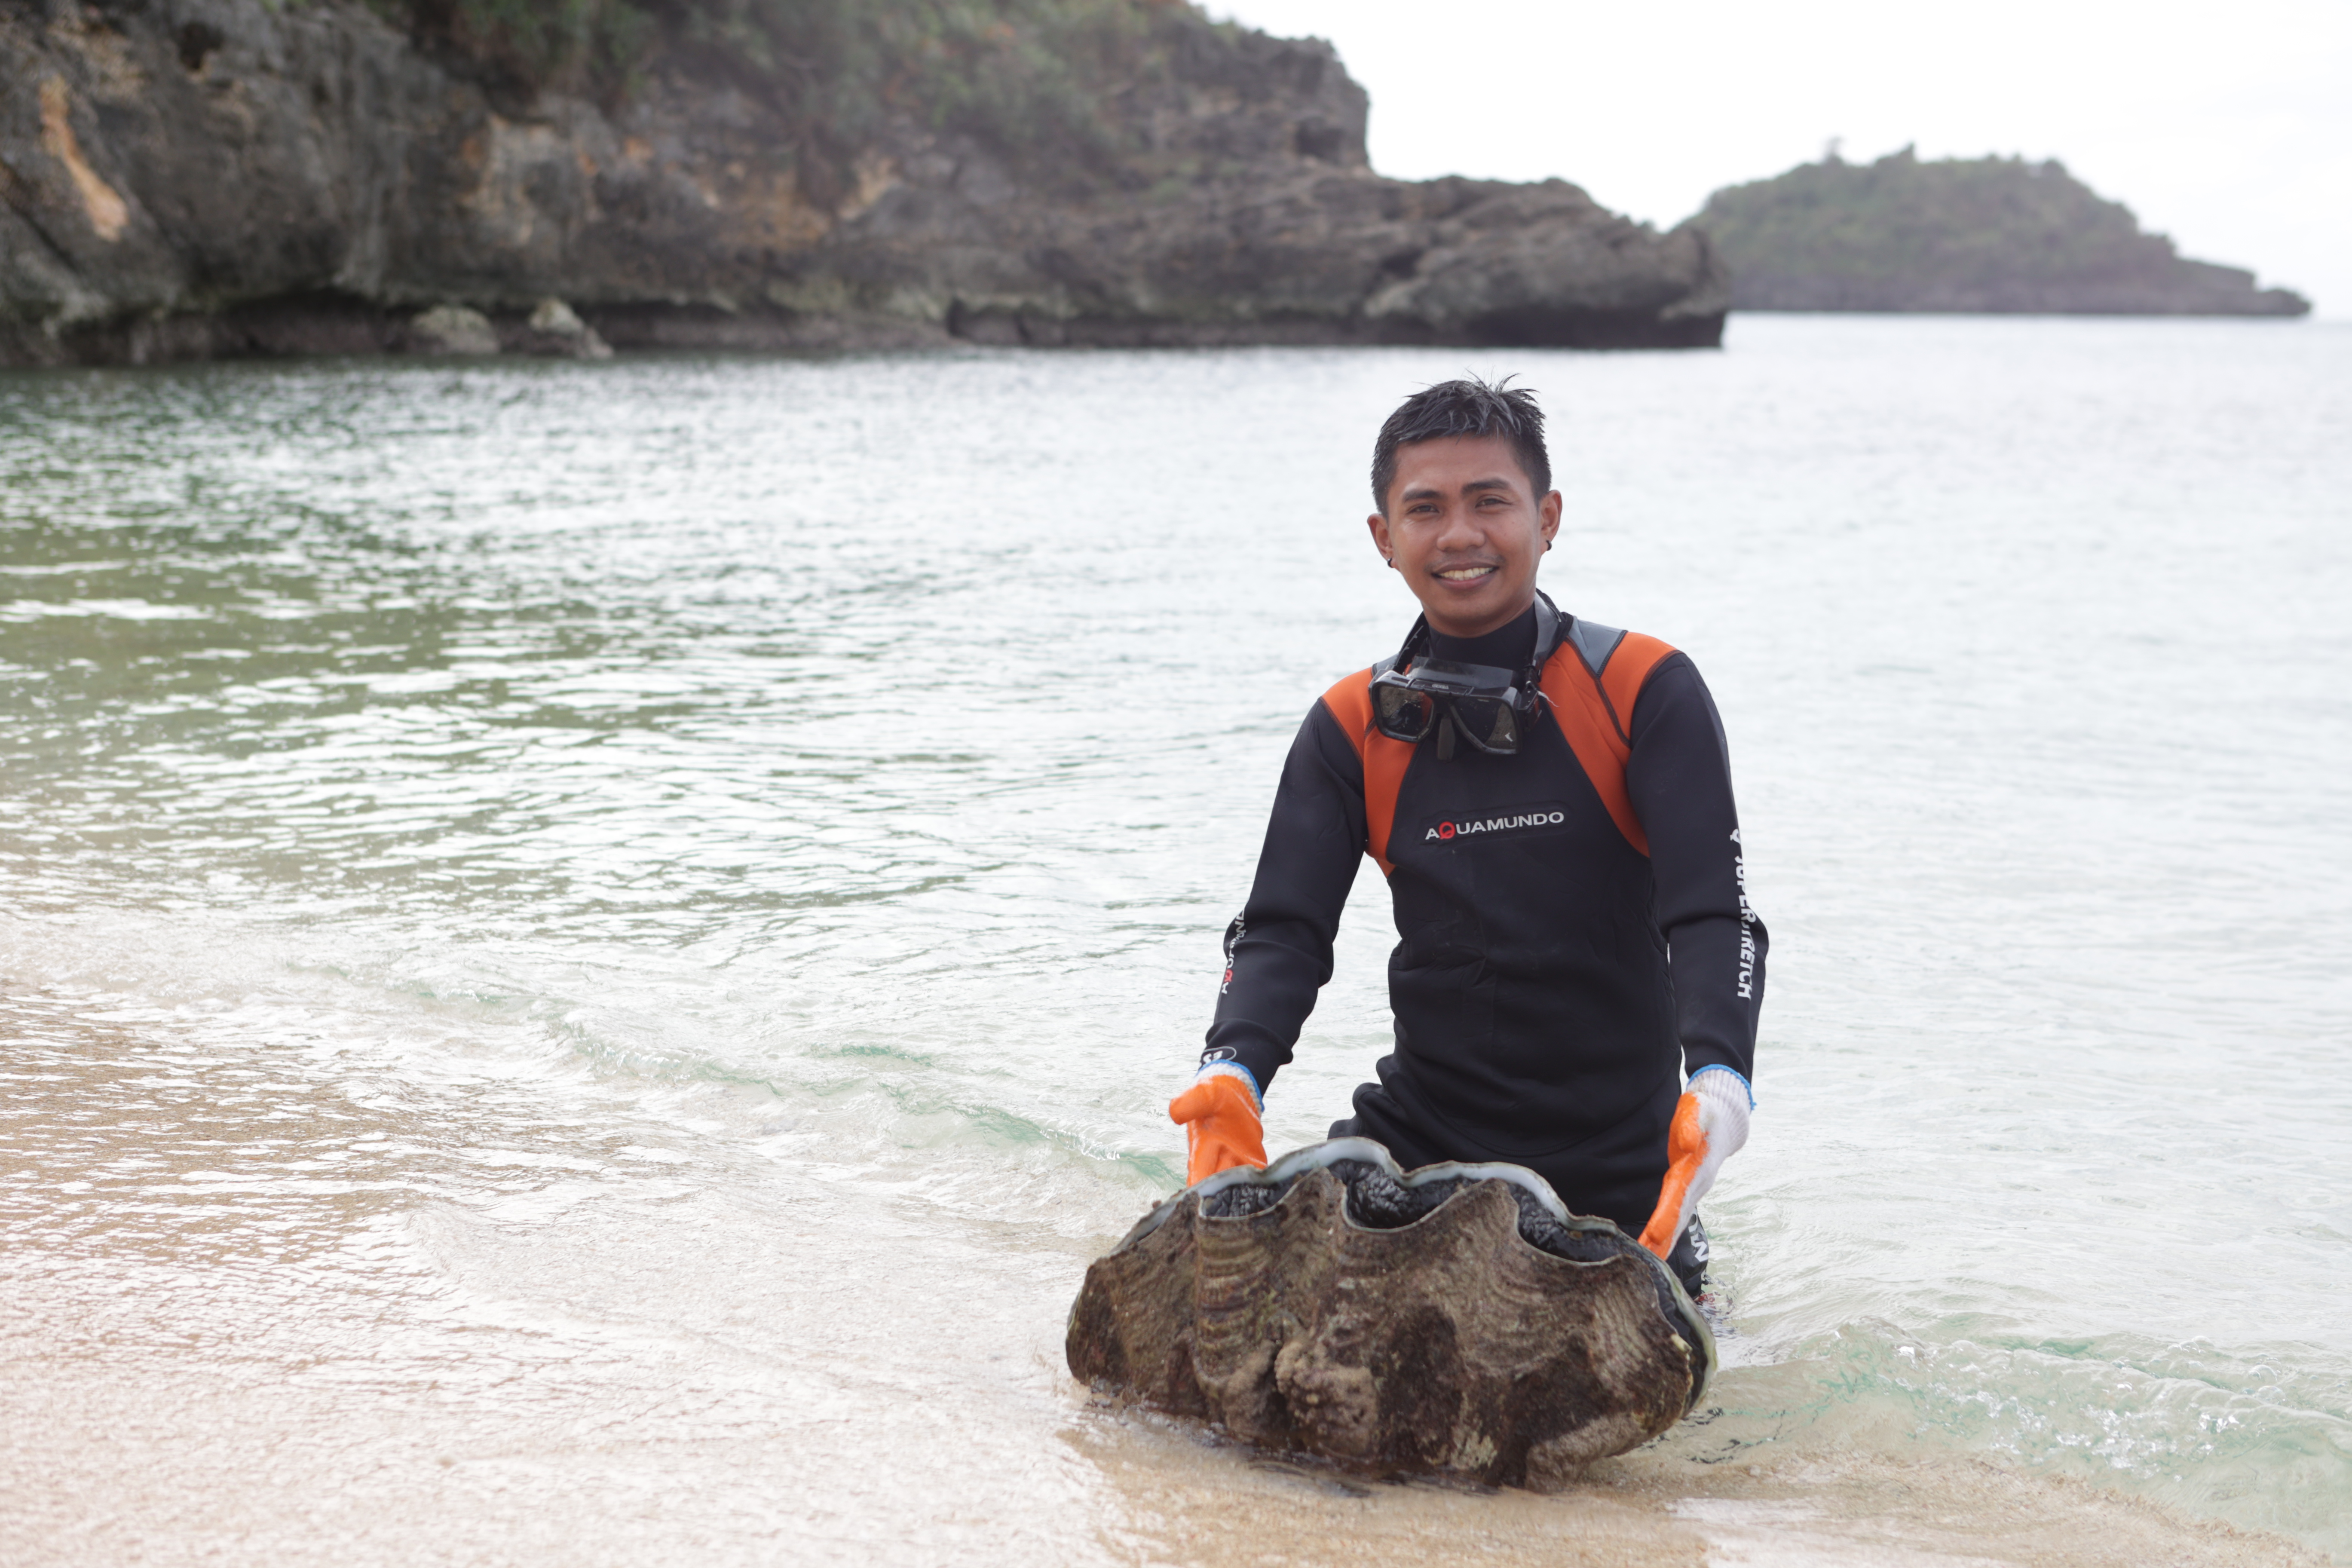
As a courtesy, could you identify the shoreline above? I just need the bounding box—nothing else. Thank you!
[5,1254,2326,1568]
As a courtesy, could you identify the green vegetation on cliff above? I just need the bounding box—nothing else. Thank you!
[1697,148,2307,316]
[2,0,1724,362]
[389,0,1207,199]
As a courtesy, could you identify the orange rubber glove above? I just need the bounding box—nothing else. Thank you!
[1169,1063,1266,1188]
[1638,1067,1752,1259]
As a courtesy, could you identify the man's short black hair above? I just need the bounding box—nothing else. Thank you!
[1370,377,1551,513]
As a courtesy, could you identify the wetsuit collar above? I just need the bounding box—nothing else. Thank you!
[1429,602,1540,669]
[1371,595,1566,757]
[1392,593,1563,680]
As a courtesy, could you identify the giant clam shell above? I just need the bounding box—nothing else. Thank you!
[1066,1139,1715,1488]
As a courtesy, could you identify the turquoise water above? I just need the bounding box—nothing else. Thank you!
[3,318,2347,1562]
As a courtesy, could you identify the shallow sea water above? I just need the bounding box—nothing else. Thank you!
[2,316,2347,1565]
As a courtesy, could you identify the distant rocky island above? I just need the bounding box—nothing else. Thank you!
[1697,148,2308,316]
[0,0,1726,365]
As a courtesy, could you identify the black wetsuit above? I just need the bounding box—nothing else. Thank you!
[1201,603,1766,1259]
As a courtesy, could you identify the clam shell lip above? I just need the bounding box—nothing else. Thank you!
[1119,1137,1596,1253]
[1116,1137,1717,1400]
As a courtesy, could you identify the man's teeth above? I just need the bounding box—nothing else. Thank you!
[1438,566,1495,580]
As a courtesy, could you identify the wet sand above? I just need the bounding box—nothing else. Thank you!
[1068,1394,2326,1568]
[1,1053,2321,1568]
[10,1317,2323,1567]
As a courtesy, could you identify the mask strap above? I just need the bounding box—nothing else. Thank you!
[1391,614,1431,674]
[1519,591,1563,713]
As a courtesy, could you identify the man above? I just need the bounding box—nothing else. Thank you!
[1167,378,1765,1297]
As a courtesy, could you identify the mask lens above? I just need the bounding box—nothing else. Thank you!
[1373,681,1435,741]
[1449,695,1521,754]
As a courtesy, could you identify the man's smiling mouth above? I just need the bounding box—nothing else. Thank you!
[1435,564,1499,582]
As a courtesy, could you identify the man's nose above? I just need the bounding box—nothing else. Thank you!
[1433,500,1485,549]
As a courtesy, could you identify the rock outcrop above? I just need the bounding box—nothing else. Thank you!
[1696,147,2308,316]
[0,0,1727,364]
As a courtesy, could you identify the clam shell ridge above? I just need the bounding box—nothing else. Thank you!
[1066,1139,1715,1488]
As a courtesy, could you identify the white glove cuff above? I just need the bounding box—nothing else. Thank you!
[1195,1060,1262,1113]
[1690,1067,1752,1160]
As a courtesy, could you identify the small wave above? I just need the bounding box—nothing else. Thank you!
[1703,1317,2352,1554]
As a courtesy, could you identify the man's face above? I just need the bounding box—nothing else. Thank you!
[1367,435,1562,639]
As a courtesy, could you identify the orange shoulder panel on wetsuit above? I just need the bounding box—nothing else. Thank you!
[1320,669,1417,877]
[1538,631,1676,857]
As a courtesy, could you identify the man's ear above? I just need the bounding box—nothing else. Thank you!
[1539,490,1562,544]
[1366,510,1394,563]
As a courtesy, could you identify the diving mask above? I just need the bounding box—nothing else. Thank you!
[1371,658,1531,753]
[1369,594,1562,757]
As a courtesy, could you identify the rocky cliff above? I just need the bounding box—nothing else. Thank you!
[0,0,1727,364]
[1697,148,2307,316]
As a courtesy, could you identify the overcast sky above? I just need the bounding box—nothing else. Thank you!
[1212,0,2351,316]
